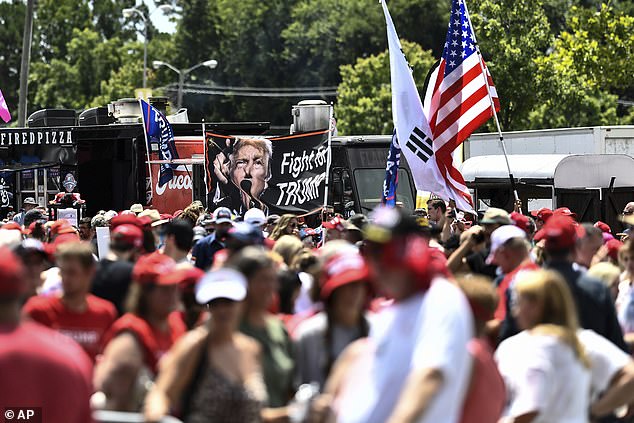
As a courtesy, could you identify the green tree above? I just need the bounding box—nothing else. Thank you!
[204,0,296,124]
[468,0,552,130]
[33,0,91,61]
[282,0,451,87]
[337,40,436,135]
[0,0,26,121]
[92,0,137,40]
[29,28,124,110]
[530,4,634,127]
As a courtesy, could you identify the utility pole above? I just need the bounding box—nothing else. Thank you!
[18,0,35,127]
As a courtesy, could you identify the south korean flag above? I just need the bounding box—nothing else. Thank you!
[381,0,474,213]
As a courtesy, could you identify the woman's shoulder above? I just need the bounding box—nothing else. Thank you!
[169,326,209,358]
[234,332,262,355]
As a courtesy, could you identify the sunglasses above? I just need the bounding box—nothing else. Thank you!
[623,210,633,215]
[206,298,237,308]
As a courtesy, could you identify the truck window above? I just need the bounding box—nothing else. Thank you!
[353,168,414,212]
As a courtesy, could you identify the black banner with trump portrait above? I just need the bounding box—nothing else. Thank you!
[205,129,330,215]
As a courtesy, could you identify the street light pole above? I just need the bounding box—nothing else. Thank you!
[177,71,185,110]
[143,23,148,89]
[17,0,35,127]
[153,59,218,110]
[122,5,173,90]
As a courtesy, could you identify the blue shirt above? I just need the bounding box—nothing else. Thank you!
[191,233,224,270]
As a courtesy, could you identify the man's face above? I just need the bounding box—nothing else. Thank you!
[59,258,94,296]
[216,222,233,239]
[79,224,92,241]
[576,233,603,268]
[623,202,634,216]
[491,247,516,274]
[427,205,444,222]
[535,218,545,231]
[24,203,35,212]
[231,144,268,206]
[482,223,501,239]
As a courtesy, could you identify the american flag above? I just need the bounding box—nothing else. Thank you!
[425,0,500,156]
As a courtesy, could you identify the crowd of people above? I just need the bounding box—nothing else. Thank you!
[1,197,634,423]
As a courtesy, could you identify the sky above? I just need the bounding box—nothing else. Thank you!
[146,1,177,34]
[0,0,178,34]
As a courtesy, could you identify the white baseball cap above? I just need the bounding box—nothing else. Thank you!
[486,225,527,265]
[244,208,266,226]
[213,207,233,225]
[195,268,247,304]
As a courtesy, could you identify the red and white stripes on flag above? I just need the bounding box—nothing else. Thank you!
[382,0,497,213]
[424,59,500,157]
[421,0,501,211]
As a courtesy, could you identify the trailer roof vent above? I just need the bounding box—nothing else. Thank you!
[27,109,76,128]
[108,98,142,124]
[291,99,330,134]
[78,107,115,126]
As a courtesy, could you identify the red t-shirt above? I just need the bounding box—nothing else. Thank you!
[23,294,117,361]
[101,312,186,374]
[494,261,540,321]
[459,338,506,423]
[0,322,94,423]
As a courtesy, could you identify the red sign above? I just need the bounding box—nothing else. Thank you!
[149,137,203,213]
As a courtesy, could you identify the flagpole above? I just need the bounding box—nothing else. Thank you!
[323,104,334,210]
[138,99,154,206]
[202,119,207,209]
[463,1,521,214]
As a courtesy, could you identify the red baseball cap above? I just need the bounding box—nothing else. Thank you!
[2,222,24,234]
[594,221,611,234]
[159,267,205,291]
[0,248,26,297]
[137,215,153,228]
[534,215,585,250]
[553,207,577,220]
[132,252,176,285]
[605,239,623,262]
[112,224,143,249]
[110,213,141,230]
[510,212,530,233]
[320,250,369,300]
[530,208,553,222]
[25,221,39,235]
[323,216,346,232]
[50,220,76,236]
[54,232,80,247]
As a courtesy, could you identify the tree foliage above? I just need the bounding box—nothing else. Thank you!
[0,0,25,118]
[529,4,634,127]
[0,0,629,130]
[337,41,436,135]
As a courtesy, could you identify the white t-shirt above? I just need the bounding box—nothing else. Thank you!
[336,277,474,423]
[496,331,590,423]
[578,329,631,401]
[293,311,364,389]
[496,329,630,423]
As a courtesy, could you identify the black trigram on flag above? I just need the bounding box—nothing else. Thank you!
[405,127,434,163]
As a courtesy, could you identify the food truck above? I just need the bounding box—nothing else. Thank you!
[0,99,416,218]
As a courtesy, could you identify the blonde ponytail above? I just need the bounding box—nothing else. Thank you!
[532,324,590,368]
[515,270,590,368]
